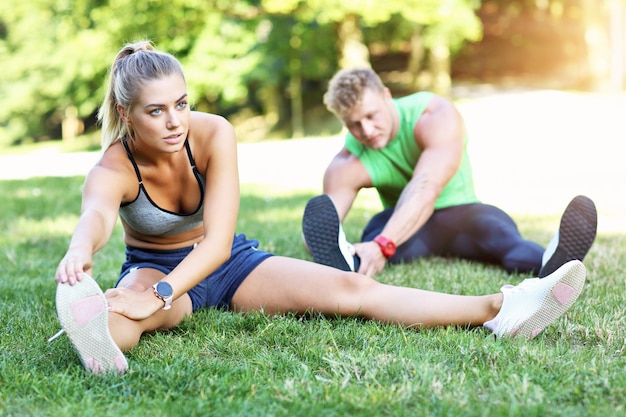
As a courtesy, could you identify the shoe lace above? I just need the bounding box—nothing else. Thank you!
[502,277,537,296]
[47,328,65,342]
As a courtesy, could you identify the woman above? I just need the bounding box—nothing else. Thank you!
[53,41,587,374]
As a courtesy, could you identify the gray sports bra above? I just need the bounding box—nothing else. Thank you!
[118,138,206,236]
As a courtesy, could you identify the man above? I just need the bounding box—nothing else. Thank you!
[302,67,597,277]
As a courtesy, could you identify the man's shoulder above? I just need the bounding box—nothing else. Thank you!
[326,148,371,188]
[395,91,435,104]
[330,147,362,166]
[395,92,437,124]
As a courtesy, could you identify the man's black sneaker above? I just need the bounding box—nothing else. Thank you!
[302,194,355,271]
[539,195,597,278]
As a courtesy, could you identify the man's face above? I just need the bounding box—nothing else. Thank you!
[341,88,395,150]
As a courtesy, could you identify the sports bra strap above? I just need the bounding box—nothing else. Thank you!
[121,137,196,181]
[184,139,196,168]
[121,138,143,184]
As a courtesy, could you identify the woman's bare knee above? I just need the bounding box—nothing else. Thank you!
[338,271,378,293]
[117,268,165,292]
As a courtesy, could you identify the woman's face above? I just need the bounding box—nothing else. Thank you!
[120,73,190,153]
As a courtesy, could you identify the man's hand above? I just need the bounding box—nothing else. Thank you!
[354,241,387,276]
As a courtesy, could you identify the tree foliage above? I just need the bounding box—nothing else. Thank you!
[0,0,484,146]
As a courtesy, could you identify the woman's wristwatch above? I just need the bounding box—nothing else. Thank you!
[152,281,173,310]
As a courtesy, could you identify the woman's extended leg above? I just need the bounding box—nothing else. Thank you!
[232,256,501,328]
[232,257,586,338]
[54,257,585,374]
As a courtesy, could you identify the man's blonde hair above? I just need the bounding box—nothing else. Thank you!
[323,68,385,117]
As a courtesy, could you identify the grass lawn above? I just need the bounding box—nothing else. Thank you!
[1,174,625,417]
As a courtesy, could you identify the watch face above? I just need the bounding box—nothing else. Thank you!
[156,281,173,297]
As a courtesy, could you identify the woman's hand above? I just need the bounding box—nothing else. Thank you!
[55,249,93,285]
[104,287,165,320]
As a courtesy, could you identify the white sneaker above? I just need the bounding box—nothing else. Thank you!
[484,260,586,338]
[302,194,355,271]
[54,274,128,374]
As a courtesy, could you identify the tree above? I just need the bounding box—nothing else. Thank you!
[0,0,484,146]
[260,0,481,134]
[0,0,255,146]
[0,0,100,145]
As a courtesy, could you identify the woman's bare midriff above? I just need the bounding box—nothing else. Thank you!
[123,224,205,250]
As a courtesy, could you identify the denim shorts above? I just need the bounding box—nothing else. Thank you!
[117,233,273,312]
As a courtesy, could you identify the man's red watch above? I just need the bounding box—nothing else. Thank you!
[373,235,396,259]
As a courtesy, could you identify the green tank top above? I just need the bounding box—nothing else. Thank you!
[345,92,478,209]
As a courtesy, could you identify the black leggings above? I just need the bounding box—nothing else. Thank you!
[361,203,544,274]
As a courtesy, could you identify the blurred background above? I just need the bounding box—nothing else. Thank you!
[0,0,624,148]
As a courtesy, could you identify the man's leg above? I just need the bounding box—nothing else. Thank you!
[434,199,597,276]
[425,204,545,274]
[362,204,543,271]
[338,195,596,276]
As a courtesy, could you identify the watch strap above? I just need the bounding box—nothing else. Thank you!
[373,235,396,259]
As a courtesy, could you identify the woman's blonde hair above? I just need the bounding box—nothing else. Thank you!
[97,40,185,150]
[323,68,385,118]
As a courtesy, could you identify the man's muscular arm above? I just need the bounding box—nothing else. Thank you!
[378,95,465,247]
[355,96,465,276]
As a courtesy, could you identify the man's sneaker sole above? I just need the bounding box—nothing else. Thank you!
[55,275,128,374]
[539,195,597,278]
[302,194,353,271]
[512,260,586,338]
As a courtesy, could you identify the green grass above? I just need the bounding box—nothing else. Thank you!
[1,177,625,417]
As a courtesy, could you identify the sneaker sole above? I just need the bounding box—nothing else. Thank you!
[515,260,586,338]
[539,195,597,278]
[56,275,128,374]
[302,194,352,271]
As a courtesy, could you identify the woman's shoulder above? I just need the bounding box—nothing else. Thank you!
[79,140,138,203]
[190,111,232,130]
[187,112,237,173]
[188,111,236,147]
[86,141,135,184]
